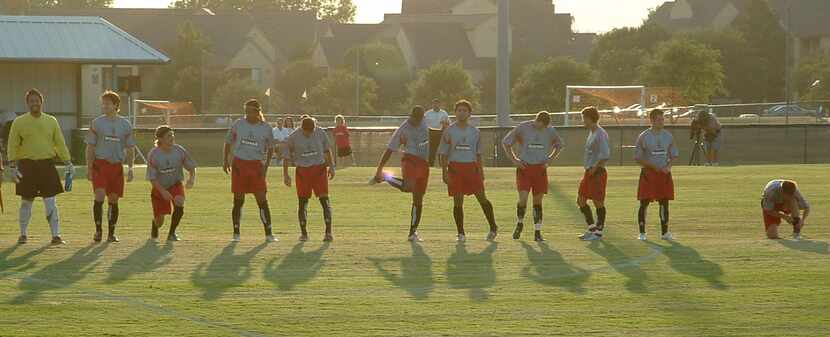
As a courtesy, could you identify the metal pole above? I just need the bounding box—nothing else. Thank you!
[564,87,571,126]
[201,51,207,114]
[785,5,791,126]
[496,0,510,127]
[355,47,360,116]
[111,65,117,90]
[803,125,808,164]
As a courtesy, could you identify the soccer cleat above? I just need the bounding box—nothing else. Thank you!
[299,234,309,242]
[368,175,381,185]
[167,233,180,242]
[107,235,120,243]
[583,232,602,241]
[51,236,66,245]
[638,233,647,241]
[661,232,673,241]
[93,230,103,243]
[486,230,498,242]
[17,235,27,245]
[266,235,278,243]
[793,233,802,241]
[512,223,523,240]
[150,237,159,243]
[323,233,334,242]
[456,234,466,242]
[534,232,545,242]
[408,232,423,242]
[578,231,594,240]
[231,233,241,242]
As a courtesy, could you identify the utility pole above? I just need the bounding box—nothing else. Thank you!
[496,0,511,127]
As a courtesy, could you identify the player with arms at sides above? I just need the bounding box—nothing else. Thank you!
[332,115,357,168]
[635,109,679,241]
[761,179,810,241]
[371,105,431,242]
[577,107,611,241]
[501,111,563,242]
[147,126,196,241]
[223,99,277,242]
[438,99,498,242]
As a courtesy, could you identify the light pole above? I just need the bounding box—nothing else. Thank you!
[496,0,511,127]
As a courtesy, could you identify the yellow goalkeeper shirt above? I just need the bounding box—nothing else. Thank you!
[7,112,71,162]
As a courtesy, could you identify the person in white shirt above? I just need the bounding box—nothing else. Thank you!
[424,98,450,166]
[272,118,284,166]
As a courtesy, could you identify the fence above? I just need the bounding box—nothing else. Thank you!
[71,123,830,167]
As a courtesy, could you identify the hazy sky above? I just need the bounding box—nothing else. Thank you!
[112,0,667,33]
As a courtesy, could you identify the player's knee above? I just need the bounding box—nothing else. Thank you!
[576,197,587,207]
[107,194,119,204]
[94,189,106,201]
[766,225,779,239]
[593,200,605,208]
[174,196,186,207]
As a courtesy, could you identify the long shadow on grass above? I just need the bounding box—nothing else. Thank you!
[367,242,433,300]
[547,183,590,226]
[521,241,589,294]
[777,239,829,254]
[105,241,174,284]
[264,242,329,291]
[0,244,50,279]
[191,242,268,300]
[10,243,108,304]
[648,241,728,290]
[588,240,649,293]
[446,242,497,302]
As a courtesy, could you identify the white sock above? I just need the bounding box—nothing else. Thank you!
[44,197,60,237]
[535,223,542,231]
[19,199,34,236]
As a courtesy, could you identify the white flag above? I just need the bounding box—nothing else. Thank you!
[301,90,308,99]
[265,88,271,97]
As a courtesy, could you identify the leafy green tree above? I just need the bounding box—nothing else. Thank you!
[589,22,671,85]
[343,42,410,114]
[307,70,378,115]
[794,54,830,101]
[276,60,324,112]
[170,0,355,23]
[512,57,594,113]
[27,0,112,8]
[732,0,786,101]
[409,61,480,112]
[640,37,725,103]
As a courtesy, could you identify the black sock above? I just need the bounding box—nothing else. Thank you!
[93,201,103,231]
[659,200,669,235]
[638,200,649,234]
[319,197,332,234]
[151,219,159,238]
[170,206,184,236]
[232,197,244,235]
[516,204,526,225]
[298,198,309,235]
[532,204,543,229]
[108,203,119,235]
[453,205,464,235]
[480,200,497,231]
[579,205,594,227]
[596,207,607,231]
[258,201,272,236]
[409,203,423,236]
[793,217,802,234]
[386,176,405,192]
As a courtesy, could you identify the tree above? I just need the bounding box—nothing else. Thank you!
[594,48,647,85]
[343,42,410,114]
[275,60,324,112]
[793,54,830,101]
[589,22,671,85]
[732,0,786,101]
[479,50,541,114]
[155,21,214,112]
[640,37,725,103]
[512,57,595,114]
[409,61,480,112]
[210,75,270,115]
[307,70,378,115]
[170,0,356,23]
[688,29,768,102]
[27,0,112,8]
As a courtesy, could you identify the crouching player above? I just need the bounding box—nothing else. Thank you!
[501,111,563,241]
[635,109,679,241]
[761,179,810,240]
[577,107,611,241]
[147,126,196,241]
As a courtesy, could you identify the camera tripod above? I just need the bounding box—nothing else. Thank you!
[689,134,708,166]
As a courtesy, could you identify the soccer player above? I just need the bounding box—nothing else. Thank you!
[85,91,136,243]
[371,105,430,242]
[332,115,357,167]
[7,89,75,245]
[501,111,563,242]
[147,126,196,241]
[761,179,810,240]
[635,109,679,241]
[438,99,498,242]
[700,111,722,166]
[223,99,277,242]
[283,117,336,242]
[425,98,450,167]
[577,107,611,241]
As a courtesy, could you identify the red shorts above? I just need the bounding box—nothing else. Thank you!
[402,154,429,194]
[231,158,267,194]
[92,159,125,197]
[578,167,607,202]
[296,164,329,198]
[762,202,791,230]
[447,162,484,197]
[516,164,548,195]
[637,168,674,201]
[152,183,185,218]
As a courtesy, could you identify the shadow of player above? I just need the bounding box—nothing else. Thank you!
[368,242,434,300]
[105,240,174,284]
[10,243,108,304]
[777,239,829,255]
[191,242,268,300]
[588,240,651,293]
[648,241,728,290]
[0,244,50,280]
[446,242,498,302]
[264,242,329,291]
[521,241,590,294]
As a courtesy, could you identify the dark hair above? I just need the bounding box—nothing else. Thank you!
[649,108,664,120]
[154,125,173,146]
[581,106,599,123]
[244,99,265,122]
[412,105,425,115]
[454,99,472,112]
[535,111,551,126]
[283,117,294,128]
[25,88,44,104]
[301,117,316,131]
[782,180,797,196]
[101,90,121,109]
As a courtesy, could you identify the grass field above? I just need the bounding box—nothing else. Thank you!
[0,165,828,337]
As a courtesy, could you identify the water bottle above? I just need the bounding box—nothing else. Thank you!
[64,171,73,192]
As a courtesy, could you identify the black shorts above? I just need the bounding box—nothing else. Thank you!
[16,159,63,199]
[337,146,352,157]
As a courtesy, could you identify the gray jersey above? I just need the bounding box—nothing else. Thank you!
[634,129,678,169]
[584,126,611,169]
[437,122,482,163]
[284,127,330,167]
[85,115,136,163]
[762,180,810,211]
[146,144,197,189]
[502,121,563,165]
[225,119,275,161]
[388,119,430,161]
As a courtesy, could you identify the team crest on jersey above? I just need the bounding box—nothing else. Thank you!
[241,138,258,147]
[104,135,121,142]
[455,144,472,151]
[160,167,175,174]
[418,140,429,147]
[301,151,319,157]
[528,143,544,149]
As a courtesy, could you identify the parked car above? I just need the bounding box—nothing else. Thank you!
[763,105,817,116]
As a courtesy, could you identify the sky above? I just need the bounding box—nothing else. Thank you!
[112,0,667,33]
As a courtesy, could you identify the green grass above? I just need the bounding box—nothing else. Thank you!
[0,165,828,336]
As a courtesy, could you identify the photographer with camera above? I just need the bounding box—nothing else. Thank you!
[691,110,722,166]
